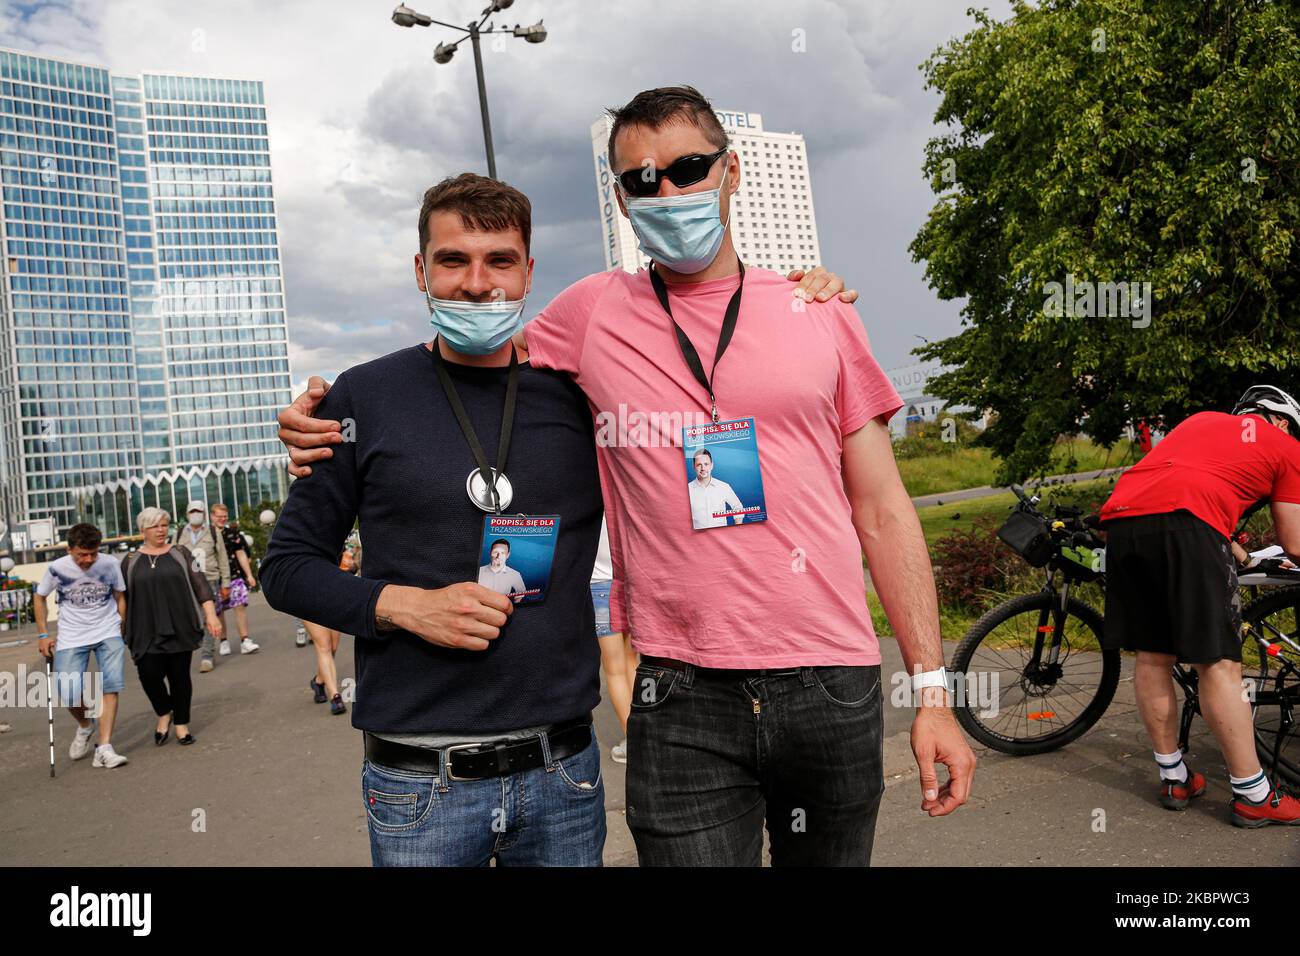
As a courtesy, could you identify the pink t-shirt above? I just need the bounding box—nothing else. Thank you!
[525,266,903,667]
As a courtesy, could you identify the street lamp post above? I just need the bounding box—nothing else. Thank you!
[467,21,496,180]
[391,2,548,181]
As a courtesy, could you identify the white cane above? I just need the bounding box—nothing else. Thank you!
[45,652,55,778]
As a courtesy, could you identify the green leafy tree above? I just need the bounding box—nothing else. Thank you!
[911,0,1300,483]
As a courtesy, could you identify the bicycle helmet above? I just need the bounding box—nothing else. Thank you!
[1233,384,1300,436]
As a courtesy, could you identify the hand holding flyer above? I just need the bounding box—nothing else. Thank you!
[476,515,562,604]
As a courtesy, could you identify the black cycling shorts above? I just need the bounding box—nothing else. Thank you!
[1101,509,1243,664]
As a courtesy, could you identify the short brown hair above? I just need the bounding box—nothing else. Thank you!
[417,173,532,256]
[606,86,729,171]
[66,523,102,551]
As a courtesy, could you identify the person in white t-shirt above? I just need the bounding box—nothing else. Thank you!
[687,448,744,529]
[34,523,129,769]
[477,539,527,603]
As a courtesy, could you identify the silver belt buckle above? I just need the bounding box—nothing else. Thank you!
[442,742,485,781]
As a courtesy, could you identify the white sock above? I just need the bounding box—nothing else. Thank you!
[74,723,94,738]
[1154,750,1187,783]
[1230,769,1271,803]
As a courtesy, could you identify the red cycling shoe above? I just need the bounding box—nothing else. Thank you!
[1231,786,1300,828]
[1159,769,1207,810]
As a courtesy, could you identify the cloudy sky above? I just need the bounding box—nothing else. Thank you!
[1,0,1015,390]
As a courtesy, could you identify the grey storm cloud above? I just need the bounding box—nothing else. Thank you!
[1,0,1015,391]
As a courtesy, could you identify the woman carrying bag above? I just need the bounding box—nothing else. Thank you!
[122,507,224,746]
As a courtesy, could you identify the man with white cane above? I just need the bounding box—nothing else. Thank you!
[35,522,130,769]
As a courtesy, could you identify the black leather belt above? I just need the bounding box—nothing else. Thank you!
[641,655,803,680]
[364,715,593,781]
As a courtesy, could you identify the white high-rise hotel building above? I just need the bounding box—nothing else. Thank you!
[590,108,821,275]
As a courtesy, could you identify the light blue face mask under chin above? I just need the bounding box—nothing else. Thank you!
[625,167,732,274]
[421,261,527,356]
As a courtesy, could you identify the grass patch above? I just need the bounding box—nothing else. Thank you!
[867,590,981,646]
[897,446,1004,498]
[913,476,1119,547]
[897,436,1137,498]
[914,491,1018,548]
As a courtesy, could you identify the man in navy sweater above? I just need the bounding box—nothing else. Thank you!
[260,175,608,866]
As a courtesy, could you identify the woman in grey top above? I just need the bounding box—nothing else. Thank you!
[122,507,223,746]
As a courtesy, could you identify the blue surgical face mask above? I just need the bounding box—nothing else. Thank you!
[421,259,527,356]
[625,166,731,274]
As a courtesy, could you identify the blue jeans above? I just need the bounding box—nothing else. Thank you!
[591,581,614,637]
[363,726,607,866]
[626,662,884,866]
[53,637,126,708]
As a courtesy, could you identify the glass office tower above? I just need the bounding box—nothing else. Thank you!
[0,48,292,541]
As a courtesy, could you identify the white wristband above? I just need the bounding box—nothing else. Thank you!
[911,667,950,692]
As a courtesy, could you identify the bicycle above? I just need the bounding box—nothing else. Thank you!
[949,484,1300,786]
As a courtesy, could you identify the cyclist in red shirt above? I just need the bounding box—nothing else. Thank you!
[1099,385,1300,827]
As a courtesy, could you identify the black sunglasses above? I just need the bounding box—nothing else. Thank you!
[617,148,729,198]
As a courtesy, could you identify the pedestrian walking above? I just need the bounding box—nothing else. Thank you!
[211,503,260,655]
[34,523,129,769]
[172,502,231,673]
[123,507,223,746]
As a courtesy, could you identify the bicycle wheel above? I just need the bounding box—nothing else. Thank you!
[1240,586,1300,786]
[951,591,1121,755]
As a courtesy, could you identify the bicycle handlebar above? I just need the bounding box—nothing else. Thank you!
[1008,482,1105,544]
[1010,483,1040,508]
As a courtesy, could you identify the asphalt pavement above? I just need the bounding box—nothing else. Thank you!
[1,594,1296,866]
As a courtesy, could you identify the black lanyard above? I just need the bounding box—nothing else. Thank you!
[649,258,744,423]
[429,338,519,514]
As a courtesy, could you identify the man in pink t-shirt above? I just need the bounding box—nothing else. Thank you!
[521,86,973,865]
[279,86,975,866]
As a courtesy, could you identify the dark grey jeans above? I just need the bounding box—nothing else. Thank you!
[626,660,884,866]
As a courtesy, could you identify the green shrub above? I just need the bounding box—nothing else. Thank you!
[931,515,1020,611]
[893,417,984,460]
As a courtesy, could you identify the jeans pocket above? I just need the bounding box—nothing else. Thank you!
[553,732,603,797]
[363,760,438,832]
[629,665,680,711]
[812,666,881,709]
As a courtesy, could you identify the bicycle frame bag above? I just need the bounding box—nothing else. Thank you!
[1059,543,1104,582]
[997,510,1055,567]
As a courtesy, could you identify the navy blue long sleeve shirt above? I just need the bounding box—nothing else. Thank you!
[260,343,603,734]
